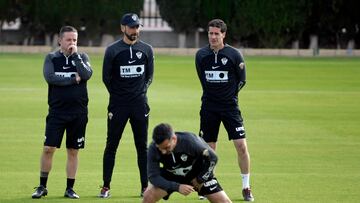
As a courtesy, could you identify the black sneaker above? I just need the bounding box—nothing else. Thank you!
[242,188,254,202]
[32,186,48,199]
[64,188,80,199]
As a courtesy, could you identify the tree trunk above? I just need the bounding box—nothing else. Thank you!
[45,33,51,46]
[0,21,2,44]
[87,40,93,47]
[347,39,355,56]
[309,35,319,56]
[52,34,59,48]
[178,32,186,48]
[101,34,114,47]
[30,37,34,45]
[23,37,29,45]
[194,30,199,48]
[292,40,299,49]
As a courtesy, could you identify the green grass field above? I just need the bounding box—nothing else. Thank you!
[0,53,359,203]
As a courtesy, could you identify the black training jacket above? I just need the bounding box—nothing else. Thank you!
[102,39,154,106]
[43,50,92,114]
[147,132,217,193]
[195,44,246,110]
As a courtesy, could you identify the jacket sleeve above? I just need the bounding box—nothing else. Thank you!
[194,137,218,184]
[234,50,246,92]
[73,53,93,81]
[148,144,180,193]
[102,48,113,93]
[195,51,206,90]
[43,54,77,86]
[144,47,154,91]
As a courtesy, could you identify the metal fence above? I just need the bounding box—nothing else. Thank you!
[140,0,172,31]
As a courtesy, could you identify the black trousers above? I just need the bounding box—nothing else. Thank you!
[103,103,150,189]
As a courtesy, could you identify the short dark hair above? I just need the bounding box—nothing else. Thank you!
[59,26,77,38]
[208,19,227,33]
[152,123,174,145]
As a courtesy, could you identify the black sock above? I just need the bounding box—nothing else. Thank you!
[67,178,75,190]
[40,171,49,188]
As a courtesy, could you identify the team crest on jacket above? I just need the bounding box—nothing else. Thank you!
[180,154,188,162]
[221,57,228,65]
[239,62,245,69]
[136,52,142,59]
[108,112,113,120]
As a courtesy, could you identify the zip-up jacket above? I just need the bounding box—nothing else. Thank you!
[147,132,218,193]
[102,39,154,106]
[43,50,93,114]
[195,44,246,110]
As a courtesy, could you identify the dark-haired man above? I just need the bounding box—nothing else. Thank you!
[32,25,93,199]
[142,123,232,203]
[195,19,254,201]
[99,13,154,198]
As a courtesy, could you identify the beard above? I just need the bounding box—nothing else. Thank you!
[125,32,138,41]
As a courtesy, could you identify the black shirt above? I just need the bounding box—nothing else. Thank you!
[43,50,92,114]
[196,44,246,110]
[147,132,218,193]
[102,39,154,106]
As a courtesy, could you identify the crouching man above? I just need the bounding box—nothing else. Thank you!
[142,123,232,203]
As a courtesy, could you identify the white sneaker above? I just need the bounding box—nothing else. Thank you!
[98,187,110,198]
[199,195,207,200]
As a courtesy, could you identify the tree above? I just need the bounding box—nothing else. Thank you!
[156,0,200,33]
[155,0,310,48]
[17,0,143,46]
[156,0,242,47]
[156,0,204,47]
[99,0,144,35]
[341,0,360,49]
[329,0,360,49]
[70,0,144,45]
[0,0,21,43]
[197,0,235,27]
[230,0,310,48]
[19,0,72,45]
[0,0,20,23]
[197,0,241,45]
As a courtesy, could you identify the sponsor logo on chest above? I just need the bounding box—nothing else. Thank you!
[55,72,77,78]
[205,71,228,83]
[120,65,144,78]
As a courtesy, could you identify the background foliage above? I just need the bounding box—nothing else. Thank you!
[0,0,359,47]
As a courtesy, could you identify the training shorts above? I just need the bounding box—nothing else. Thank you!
[199,107,246,142]
[160,169,223,199]
[44,113,88,149]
